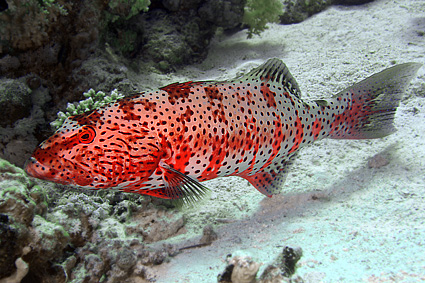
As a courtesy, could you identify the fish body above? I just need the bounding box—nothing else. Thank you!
[25,59,421,202]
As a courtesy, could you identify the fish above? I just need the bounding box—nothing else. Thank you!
[24,58,421,203]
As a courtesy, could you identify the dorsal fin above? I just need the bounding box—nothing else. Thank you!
[234,58,302,99]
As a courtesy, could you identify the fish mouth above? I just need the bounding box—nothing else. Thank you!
[24,157,45,178]
[24,156,71,185]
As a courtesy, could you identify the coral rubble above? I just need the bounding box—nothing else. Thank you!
[218,246,304,283]
[0,158,186,282]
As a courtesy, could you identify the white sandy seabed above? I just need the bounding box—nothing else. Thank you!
[143,0,425,282]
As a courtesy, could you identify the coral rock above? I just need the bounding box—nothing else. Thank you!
[230,256,261,283]
[0,79,32,127]
[126,205,186,243]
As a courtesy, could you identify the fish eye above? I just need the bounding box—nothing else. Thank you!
[78,126,96,144]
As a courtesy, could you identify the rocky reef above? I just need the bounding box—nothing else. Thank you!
[280,0,375,24]
[0,158,186,282]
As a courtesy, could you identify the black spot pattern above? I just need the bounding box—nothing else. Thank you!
[25,60,421,200]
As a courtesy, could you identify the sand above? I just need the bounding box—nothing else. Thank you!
[142,0,425,282]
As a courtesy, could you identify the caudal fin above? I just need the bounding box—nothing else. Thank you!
[327,63,422,139]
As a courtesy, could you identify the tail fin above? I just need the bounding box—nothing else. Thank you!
[327,63,421,139]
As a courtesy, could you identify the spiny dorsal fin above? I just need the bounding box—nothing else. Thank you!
[234,58,302,99]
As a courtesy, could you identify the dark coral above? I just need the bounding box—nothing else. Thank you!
[0,79,32,127]
[0,214,19,279]
[280,0,333,24]
[279,246,303,277]
[105,0,246,71]
[280,0,375,25]
[0,0,103,132]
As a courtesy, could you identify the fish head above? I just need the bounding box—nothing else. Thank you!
[25,116,98,186]
[25,110,164,190]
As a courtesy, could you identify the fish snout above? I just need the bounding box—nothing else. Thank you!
[24,157,41,178]
[24,156,52,180]
[24,156,65,184]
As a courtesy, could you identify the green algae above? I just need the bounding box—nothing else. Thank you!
[106,0,150,22]
[51,89,124,129]
[243,0,284,38]
[32,214,70,240]
[0,158,45,225]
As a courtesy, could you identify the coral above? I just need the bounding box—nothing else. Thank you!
[218,247,304,283]
[242,0,283,38]
[334,0,374,4]
[111,30,138,54]
[50,88,124,129]
[0,83,50,167]
[102,0,246,71]
[0,159,49,280]
[68,55,137,104]
[162,0,181,11]
[258,246,304,282]
[280,0,333,24]
[0,0,68,52]
[198,0,246,29]
[230,256,261,283]
[218,253,262,283]
[0,158,186,282]
[68,236,179,282]
[0,83,48,140]
[103,0,150,55]
[0,1,104,138]
[0,79,32,127]
[259,266,304,283]
[258,265,286,283]
[0,214,20,279]
[105,0,150,23]
[276,246,303,277]
[218,260,234,283]
[280,0,374,25]
[46,191,112,247]
[29,215,70,262]
[0,159,41,225]
[142,10,193,69]
[0,55,21,74]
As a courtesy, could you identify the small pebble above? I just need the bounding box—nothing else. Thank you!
[199,224,218,245]
[368,154,389,168]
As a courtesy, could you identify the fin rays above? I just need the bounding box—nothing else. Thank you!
[160,162,209,205]
[234,58,302,99]
[329,62,422,139]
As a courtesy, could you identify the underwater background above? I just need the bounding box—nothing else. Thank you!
[0,0,424,282]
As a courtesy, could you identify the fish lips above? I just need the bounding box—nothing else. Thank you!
[24,156,72,185]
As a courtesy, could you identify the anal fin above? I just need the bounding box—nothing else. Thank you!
[242,156,296,197]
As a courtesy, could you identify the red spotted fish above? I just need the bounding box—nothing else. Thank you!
[25,59,421,202]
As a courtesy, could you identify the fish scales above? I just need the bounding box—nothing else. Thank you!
[25,59,421,202]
